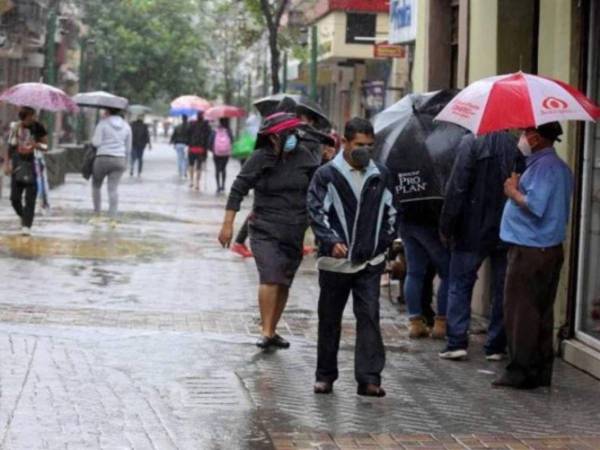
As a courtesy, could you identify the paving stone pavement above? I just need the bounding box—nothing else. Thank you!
[0,142,599,450]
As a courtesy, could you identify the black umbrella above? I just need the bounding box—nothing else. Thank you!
[253,93,331,130]
[374,90,467,203]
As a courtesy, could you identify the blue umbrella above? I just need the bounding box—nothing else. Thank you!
[169,107,201,117]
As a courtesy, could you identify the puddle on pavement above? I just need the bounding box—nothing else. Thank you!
[0,235,165,261]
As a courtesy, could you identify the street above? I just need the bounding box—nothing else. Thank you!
[0,141,599,450]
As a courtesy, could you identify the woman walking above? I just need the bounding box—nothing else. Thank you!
[218,112,320,349]
[210,118,233,193]
[4,107,48,235]
[90,108,131,225]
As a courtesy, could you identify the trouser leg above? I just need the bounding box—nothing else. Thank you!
[316,270,352,384]
[107,164,125,218]
[401,233,428,317]
[21,182,37,228]
[446,250,482,350]
[92,159,106,214]
[10,177,25,219]
[485,248,508,355]
[352,264,386,386]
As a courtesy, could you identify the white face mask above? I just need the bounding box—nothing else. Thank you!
[518,134,532,157]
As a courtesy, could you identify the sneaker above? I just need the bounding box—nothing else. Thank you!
[231,243,253,258]
[438,347,468,360]
[21,227,31,236]
[486,353,507,361]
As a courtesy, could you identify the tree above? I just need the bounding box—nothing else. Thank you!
[244,0,290,94]
[77,0,211,105]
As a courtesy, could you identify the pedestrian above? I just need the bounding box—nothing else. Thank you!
[210,117,233,193]
[438,131,522,361]
[218,111,320,349]
[307,118,396,397]
[493,122,573,389]
[90,108,132,225]
[187,111,211,191]
[398,200,450,339]
[0,122,6,199]
[4,107,48,235]
[130,115,151,177]
[170,115,189,179]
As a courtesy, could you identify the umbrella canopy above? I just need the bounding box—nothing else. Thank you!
[375,90,467,203]
[73,91,129,110]
[435,71,600,135]
[253,93,331,130]
[0,82,79,112]
[205,105,246,120]
[128,104,152,115]
[171,95,211,111]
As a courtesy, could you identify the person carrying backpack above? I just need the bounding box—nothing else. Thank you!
[210,118,233,193]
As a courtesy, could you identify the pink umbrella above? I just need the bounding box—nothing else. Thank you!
[0,82,79,113]
[435,71,600,135]
[205,105,246,120]
[170,95,211,111]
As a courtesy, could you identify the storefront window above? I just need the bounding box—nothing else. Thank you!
[578,3,600,344]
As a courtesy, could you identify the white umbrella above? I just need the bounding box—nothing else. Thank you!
[73,91,129,110]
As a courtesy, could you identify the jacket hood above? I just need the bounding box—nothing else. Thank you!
[107,115,126,130]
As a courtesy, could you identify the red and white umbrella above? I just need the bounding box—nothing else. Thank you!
[0,82,79,113]
[170,95,211,111]
[204,105,246,120]
[435,72,600,135]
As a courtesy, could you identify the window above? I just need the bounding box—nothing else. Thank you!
[346,13,376,45]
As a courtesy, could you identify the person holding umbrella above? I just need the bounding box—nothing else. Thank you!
[129,115,151,177]
[4,107,48,235]
[217,110,320,349]
[90,107,132,224]
[493,122,573,389]
[209,117,233,193]
[186,111,211,191]
[170,115,189,179]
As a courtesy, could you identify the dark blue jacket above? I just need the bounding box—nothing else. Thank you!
[307,152,398,264]
[439,131,522,251]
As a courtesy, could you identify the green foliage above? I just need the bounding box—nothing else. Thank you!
[78,0,211,104]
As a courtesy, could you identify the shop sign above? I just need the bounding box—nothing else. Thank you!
[389,0,417,44]
[374,43,406,59]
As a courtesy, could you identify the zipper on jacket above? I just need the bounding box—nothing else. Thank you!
[348,174,378,261]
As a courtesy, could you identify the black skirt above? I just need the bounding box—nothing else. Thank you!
[249,217,306,287]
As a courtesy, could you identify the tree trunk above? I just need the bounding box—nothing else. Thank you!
[259,0,289,95]
[269,31,281,94]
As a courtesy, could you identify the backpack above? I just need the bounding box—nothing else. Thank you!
[213,128,232,156]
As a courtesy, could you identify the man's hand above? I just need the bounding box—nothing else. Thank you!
[504,172,520,198]
[218,223,234,248]
[331,243,348,259]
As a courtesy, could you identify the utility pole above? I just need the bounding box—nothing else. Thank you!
[44,4,57,149]
[77,37,87,142]
[310,25,318,102]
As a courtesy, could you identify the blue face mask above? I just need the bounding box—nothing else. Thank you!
[283,134,298,153]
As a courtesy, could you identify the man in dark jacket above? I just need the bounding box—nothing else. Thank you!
[129,116,151,177]
[438,131,522,361]
[186,111,212,190]
[308,118,397,398]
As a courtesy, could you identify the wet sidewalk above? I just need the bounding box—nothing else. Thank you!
[0,142,599,450]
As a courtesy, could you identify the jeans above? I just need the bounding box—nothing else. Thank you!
[130,146,145,175]
[174,144,188,177]
[399,223,450,319]
[317,263,386,385]
[446,248,508,353]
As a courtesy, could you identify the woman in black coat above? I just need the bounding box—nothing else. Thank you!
[218,112,320,349]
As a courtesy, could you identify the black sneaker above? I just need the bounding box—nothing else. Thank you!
[255,336,273,349]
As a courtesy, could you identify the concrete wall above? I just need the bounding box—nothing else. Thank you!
[411,0,429,93]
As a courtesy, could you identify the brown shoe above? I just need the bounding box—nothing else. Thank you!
[431,316,447,339]
[314,381,333,394]
[408,316,429,338]
[357,383,386,397]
